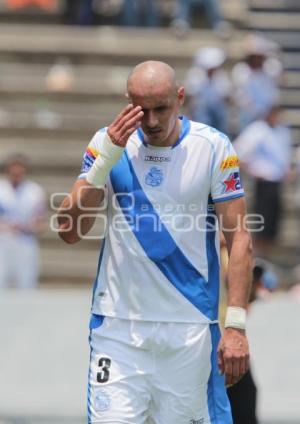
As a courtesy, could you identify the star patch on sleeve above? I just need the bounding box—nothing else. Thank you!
[223,172,242,193]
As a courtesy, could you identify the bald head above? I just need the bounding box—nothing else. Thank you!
[125,61,185,147]
[127,61,178,98]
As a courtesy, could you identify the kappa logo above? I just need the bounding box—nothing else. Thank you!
[145,166,164,187]
[145,155,171,163]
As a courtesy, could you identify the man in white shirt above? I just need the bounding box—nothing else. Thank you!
[0,155,46,289]
[58,61,252,424]
[232,34,282,131]
[184,47,231,134]
[234,105,292,255]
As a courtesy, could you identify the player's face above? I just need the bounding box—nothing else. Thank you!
[129,86,185,146]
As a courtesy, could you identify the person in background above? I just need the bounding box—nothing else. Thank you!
[0,155,47,289]
[63,0,94,25]
[184,47,231,134]
[234,105,292,257]
[232,33,283,131]
[120,0,160,27]
[171,0,231,37]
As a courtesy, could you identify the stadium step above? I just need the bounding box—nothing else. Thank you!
[283,71,300,88]
[282,52,300,71]
[40,245,99,282]
[259,31,300,51]
[0,24,244,66]
[249,0,300,12]
[248,12,300,31]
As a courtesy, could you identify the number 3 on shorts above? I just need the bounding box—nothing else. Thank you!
[96,357,111,383]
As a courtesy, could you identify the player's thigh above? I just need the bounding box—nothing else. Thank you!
[151,323,232,424]
[88,316,151,424]
[151,323,211,423]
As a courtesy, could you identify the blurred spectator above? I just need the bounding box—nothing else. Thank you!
[184,47,231,133]
[6,0,56,11]
[295,145,300,208]
[63,0,94,25]
[227,258,279,424]
[120,0,160,27]
[0,155,47,289]
[232,33,283,131]
[171,0,231,37]
[234,105,292,257]
[46,58,75,92]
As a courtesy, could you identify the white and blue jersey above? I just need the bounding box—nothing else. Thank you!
[79,116,244,323]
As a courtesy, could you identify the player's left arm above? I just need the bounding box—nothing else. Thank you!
[215,196,253,386]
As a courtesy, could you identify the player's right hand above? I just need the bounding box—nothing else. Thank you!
[107,104,144,148]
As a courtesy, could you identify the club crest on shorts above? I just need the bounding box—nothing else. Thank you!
[145,166,164,187]
[94,390,110,412]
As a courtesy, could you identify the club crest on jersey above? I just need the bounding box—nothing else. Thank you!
[94,390,110,412]
[145,166,164,187]
[223,172,242,193]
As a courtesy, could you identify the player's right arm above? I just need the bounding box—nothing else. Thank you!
[57,179,104,244]
[57,104,143,244]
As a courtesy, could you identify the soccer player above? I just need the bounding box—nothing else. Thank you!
[58,61,252,423]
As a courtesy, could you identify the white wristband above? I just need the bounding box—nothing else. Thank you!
[86,133,124,188]
[224,307,247,330]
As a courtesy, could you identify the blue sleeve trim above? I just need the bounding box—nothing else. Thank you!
[213,193,245,203]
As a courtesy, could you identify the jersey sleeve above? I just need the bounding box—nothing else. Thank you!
[78,128,107,180]
[210,132,245,203]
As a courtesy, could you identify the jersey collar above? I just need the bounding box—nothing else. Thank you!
[137,116,191,149]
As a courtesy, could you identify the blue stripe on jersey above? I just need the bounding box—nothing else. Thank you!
[207,324,233,423]
[110,152,218,320]
[137,116,191,149]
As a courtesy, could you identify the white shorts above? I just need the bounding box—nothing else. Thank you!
[88,315,232,424]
